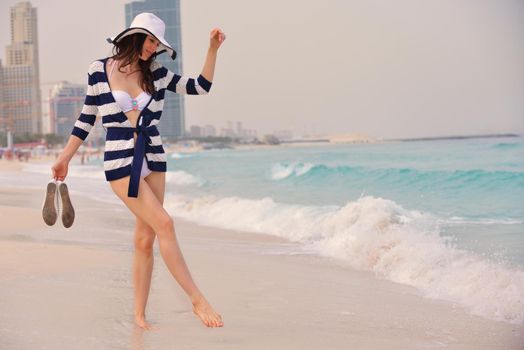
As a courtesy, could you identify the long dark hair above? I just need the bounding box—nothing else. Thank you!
[110,33,156,95]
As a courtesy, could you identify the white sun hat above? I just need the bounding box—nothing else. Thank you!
[106,12,177,60]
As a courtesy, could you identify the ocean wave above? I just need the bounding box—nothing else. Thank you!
[170,152,194,159]
[269,162,315,179]
[269,162,524,189]
[165,194,524,324]
[22,162,204,187]
[165,170,204,186]
[492,142,521,150]
[444,216,523,225]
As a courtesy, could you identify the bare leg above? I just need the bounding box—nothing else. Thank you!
[131,173,165,329]
[109,174,223,328]
[154,219,223,327]
[133,217,155,330]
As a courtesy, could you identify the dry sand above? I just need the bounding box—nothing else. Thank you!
[0,161,522,349]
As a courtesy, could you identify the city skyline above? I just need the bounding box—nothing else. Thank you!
[1,1,42,135]
[0,0,523,139]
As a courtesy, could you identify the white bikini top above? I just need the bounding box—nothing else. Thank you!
[108,59,151,112]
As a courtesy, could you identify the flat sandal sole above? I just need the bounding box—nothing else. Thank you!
[59,183,75,228]
[42,182,58,226]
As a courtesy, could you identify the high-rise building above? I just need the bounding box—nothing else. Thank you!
[1,1,42,135]
[49,81,105,146]
[204,124,216,137]
[236,121,242,135]
[189,125,201,137]
[125,0,185,140]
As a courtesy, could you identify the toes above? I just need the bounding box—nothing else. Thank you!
[196,310,211,327]
[193,304,223,327]
[216,314,224,327]
[209,313,221,327]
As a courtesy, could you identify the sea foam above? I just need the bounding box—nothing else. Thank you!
[269,161,315,180]
[165,193,524,324]
[165,170,204,186]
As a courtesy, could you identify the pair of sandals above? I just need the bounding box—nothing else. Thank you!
[42,180,75,228]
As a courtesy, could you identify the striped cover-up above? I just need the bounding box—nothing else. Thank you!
[71,57,212,197]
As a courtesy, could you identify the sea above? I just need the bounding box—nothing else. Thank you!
[11,135,524,325]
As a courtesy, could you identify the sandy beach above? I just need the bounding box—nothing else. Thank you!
[0,160,523,350]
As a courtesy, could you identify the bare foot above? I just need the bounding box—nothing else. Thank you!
[135,315,154,330]
[192,297,224,327]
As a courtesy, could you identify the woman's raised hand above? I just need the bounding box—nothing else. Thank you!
[210,28,226,50]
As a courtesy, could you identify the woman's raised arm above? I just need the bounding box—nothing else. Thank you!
[165,28,226,95]
[200,27,226,82]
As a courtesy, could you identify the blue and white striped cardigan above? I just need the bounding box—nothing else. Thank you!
[71,57,212,197]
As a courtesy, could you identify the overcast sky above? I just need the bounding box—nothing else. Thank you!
[1,0,523,139]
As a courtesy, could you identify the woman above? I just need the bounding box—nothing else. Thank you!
[50,13,225,329]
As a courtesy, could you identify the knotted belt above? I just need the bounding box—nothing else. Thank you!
[128,121,156,198]
[107,117,157,198]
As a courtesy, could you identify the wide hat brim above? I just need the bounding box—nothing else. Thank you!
[106,27,177,60]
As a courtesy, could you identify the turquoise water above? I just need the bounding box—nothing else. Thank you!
[168,136,524,265]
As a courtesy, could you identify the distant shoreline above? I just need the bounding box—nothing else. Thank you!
[172,133,522,152]
[386,133,521,142]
